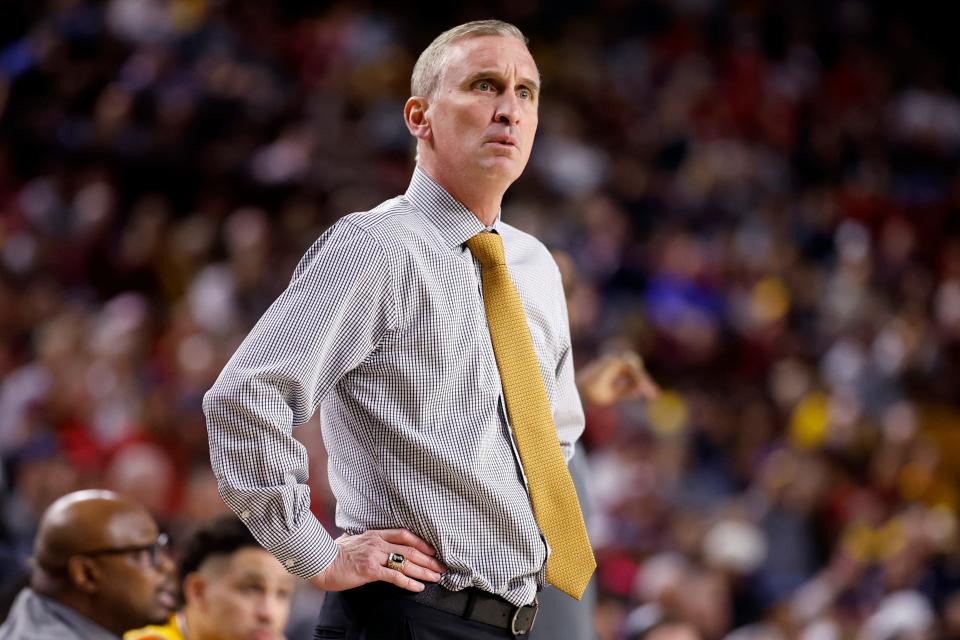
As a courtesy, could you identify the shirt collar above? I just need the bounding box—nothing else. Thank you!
[404,166,501,249]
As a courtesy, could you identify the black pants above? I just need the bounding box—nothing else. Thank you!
[314,582,531,640]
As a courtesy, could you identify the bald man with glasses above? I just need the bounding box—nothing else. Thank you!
[0,489,177,640]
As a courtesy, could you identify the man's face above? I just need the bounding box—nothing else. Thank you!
[424,35,540,186]
[188,547,295,640]
[91,509,177,631]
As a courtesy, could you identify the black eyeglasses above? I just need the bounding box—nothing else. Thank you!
[80,532,170,569]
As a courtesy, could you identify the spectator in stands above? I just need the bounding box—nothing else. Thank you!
[624,603,701,640]
[0,490,176,640]
[125,514,295,640]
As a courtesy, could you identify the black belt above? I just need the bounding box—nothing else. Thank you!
[399,583,539,635]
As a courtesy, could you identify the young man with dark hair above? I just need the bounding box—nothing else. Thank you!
[125,515,295,640]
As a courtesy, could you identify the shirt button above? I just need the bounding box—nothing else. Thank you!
[240,510,251,520]
[285,558,297,568]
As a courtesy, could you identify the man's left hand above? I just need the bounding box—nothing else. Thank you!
[308,528,447,593]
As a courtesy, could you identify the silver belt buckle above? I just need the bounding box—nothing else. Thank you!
[510,600,538,635]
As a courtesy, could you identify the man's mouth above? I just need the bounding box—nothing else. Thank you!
[486,135,518,147]
[156,587,177,610]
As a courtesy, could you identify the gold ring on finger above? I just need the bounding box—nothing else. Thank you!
[385,552,405,572]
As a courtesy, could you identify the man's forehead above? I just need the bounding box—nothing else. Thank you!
[103,508,157,546]
[229,567,297,586]
[445,35,540,83]
[217,547,296,582]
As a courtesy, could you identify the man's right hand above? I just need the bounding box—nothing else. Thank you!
[308,528,447,593]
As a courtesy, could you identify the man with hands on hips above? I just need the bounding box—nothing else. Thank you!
[204,20,594,638]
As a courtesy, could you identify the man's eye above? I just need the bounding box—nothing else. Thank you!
[476,81,493,92]
[518,88,532,100]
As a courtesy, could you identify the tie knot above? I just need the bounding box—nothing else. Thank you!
[466,232,506,268]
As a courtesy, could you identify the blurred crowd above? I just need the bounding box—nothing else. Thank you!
[1,1,960,639]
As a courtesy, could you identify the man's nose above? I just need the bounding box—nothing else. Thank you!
[494,91,521,126]
[255,595,284,625]
[156,551,175,576]
[254,604,273,626]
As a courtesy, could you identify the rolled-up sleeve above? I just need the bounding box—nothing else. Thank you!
[202,219,397,579]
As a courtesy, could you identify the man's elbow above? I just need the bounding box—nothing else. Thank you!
[201,383,223,421]
[203,365,246,412]
[201,377,240,433]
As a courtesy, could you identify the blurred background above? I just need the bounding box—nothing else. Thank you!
[1,1,959,638]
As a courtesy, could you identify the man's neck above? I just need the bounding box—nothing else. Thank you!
[417,162,506,227]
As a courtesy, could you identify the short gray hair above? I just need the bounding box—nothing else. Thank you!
[411,20,531,98]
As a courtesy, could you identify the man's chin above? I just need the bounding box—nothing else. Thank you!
[142,610,173,627]
[478,158,525,182]
[152,589,178,620]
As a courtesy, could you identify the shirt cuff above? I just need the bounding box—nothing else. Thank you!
[267,514,338,580]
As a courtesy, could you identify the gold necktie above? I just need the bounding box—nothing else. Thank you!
[466,231,596,600]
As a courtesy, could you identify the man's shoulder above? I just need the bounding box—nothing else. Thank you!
[0,589,103,640]
[499,221,558,268]
[335,195,419,239]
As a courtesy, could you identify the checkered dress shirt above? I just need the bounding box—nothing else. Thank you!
[203,166,585,606]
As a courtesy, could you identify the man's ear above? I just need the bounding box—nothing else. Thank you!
[182,572,206,606]
[404,96,431,143]
[67,556,101,595]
